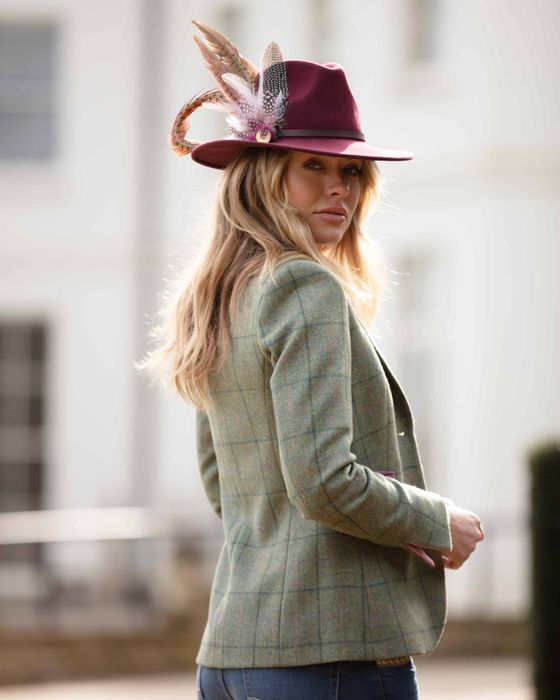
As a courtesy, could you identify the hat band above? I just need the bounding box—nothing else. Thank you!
[276,128,365,141]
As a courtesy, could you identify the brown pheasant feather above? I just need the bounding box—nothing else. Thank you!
[169,88,228,156]
[192,35,245,105]
[170,20,288,155]
[192,19,258,90]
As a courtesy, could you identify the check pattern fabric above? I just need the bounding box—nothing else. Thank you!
[195,258,452,669]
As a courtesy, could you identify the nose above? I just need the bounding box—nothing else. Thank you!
[325,173,351,198]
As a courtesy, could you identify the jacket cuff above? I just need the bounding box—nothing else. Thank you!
[407,488,453,551]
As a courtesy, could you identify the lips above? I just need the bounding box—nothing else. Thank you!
[315,207,347,217]
[313,207,348,222]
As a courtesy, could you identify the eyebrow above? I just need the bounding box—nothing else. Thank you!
[302,155,362,166]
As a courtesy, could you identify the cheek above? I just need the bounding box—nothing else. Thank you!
[284,173,300,209]
[285,172,315,212]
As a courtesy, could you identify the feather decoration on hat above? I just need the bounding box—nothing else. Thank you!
[192,20,288,142]
[221,41,288,141]
[170,20,289,156]
[169,87,228,156]
[192,20,258,91]
[192,20,258,107]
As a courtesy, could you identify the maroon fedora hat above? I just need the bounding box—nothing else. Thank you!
[170,21,414,170]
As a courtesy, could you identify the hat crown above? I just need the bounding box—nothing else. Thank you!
[282,60,363,133]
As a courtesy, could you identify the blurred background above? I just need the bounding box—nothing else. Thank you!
[0,0,558,697]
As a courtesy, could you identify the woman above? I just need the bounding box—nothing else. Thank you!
[136,20,484,700]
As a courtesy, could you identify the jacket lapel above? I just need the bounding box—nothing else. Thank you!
[351,310,414,423]
[371,343,413,423]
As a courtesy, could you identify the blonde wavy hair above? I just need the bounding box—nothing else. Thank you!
[134,146,386,411]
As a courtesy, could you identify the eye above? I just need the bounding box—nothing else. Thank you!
[343,164,362,177]
[303,159,323,170]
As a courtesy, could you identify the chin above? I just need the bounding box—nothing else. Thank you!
[314,234,345,247]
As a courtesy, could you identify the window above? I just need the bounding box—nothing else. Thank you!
[0,23,58,160]
[0,322,47,562]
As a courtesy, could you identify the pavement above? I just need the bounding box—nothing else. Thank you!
[0,656,532,699]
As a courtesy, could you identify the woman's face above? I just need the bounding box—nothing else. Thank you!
[284,150,363,247]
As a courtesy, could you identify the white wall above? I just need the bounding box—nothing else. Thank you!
[0,0,142,581]
[2,0,558,617]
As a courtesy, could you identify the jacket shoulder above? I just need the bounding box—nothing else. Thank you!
[261,257,342,296]
[256,258,349,356]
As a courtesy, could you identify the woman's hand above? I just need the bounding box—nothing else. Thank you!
[437,499,485,569]
[405,498,485,569]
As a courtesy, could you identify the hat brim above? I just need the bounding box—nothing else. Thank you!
[190,137,414,170]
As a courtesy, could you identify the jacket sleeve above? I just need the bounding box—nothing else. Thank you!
[195,408,222,519]
[256,260,451,551]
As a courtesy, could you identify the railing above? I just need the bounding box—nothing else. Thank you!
[0,507,175,544]
[0,507,223,632]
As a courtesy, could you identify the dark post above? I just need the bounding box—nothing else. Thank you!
[530,440,560,700]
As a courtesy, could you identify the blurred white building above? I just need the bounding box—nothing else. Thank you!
[0,0,559,627]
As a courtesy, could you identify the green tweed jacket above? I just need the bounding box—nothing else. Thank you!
[195,257,452,669]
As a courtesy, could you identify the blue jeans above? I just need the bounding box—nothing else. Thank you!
[196,658,419,699]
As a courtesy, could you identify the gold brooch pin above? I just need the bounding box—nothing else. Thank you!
[255,129,272,143]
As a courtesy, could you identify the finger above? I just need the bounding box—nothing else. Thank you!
[445,560,461,570]
[404,543,436,567]
[419,545,451,555]
[442,556,463,570]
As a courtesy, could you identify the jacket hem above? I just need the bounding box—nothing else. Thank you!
[195,629,445,669]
